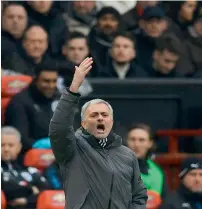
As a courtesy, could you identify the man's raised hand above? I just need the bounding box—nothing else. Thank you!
[70,57,93,93]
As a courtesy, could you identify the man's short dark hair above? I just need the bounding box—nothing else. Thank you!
[155,34,182,56]
[112,31,136,48]
[126,123,156,154]
[127,123,154,140]
[2,2,25,14]
[65,31,87,45]
[35,63,58,79]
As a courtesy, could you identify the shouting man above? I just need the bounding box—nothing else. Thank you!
[49,57,147,209]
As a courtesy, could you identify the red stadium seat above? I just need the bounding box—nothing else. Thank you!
[24,149,55,171]
[1,75,33,124]
[156,129,202,153]
[1,97,11,124]
[1,190,6,209]
[37,190,65,209]
[154,153,202,190]
[1,75,33,97]
[146,190,162,209]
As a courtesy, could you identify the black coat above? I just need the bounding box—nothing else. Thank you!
[88,26,115,68]
[49,89,148,209]
[2,45,53,76]
[99,59,148,78]
[135,31,157,70]
[22,2,68,59]
[1,160,50,209]
[1,30,22,63]
[159,184,202,209]
[5,83,60,150]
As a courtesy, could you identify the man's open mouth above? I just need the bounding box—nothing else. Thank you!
[97,124,105,133]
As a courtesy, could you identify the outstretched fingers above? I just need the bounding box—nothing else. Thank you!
[85,65,92,74]
[81,58,93,71]
[80,57,92,66]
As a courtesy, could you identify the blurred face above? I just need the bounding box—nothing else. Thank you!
[62,38,89,65]
[73,1,96,15]
[1,134,22,161]
[28,1,53,14]
[81,103,113,139]
[179,0,197,21]
[23,26,48,61]
[127,128,153,159]
[183,169,202,193]
[193,19,202,36]
[140,18,167,38]
[2,5,27,38]
[97,14,119,35]
[153,49,179,74]
[35,71,58,98]
[111,36,135,64]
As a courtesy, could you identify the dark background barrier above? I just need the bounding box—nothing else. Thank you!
[74,79,202,151]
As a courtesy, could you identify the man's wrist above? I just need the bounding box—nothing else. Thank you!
[69,81,81,93]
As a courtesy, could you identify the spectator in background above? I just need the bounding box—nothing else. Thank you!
[60,31,101,79]
[126,123,169,199]
[57,32,95,96]
[98,1,137,15]
[177,11,202,77]
[44,162,62,190]
[5,65,59,152]
[147,34,183,77]
[88,7,121,67]
[168,1,199,33]
[1,126,50,209]
[160,157,202,209]
[22,0,68,58]
[63,0,97,35]
[1,3,28,63]
[100,32,147,79]
[2,25,50,76]
[122,0,160,32]
[135,6,168,69]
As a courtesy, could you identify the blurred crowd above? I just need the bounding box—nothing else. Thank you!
[1,1,202,209]
[2,0,202,80]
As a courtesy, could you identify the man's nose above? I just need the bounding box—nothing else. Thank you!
[97,115,104,121]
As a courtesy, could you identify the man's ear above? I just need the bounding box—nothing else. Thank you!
[153,50,159,60]
[81,120,86,129]
[62,45,67,56]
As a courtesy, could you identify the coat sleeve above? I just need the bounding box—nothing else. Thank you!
[5,97,33,150]
[131,154,148,209]
[49,89,80,164]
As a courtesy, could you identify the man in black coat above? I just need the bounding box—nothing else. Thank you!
[88,7,122,67]
[5,65,59,151]
[49,57,147,209]
[1,126,50,209]
[1,3,28,64]
[99,31,148,79]
[22,0,68,59]
[2,25,52,76]
[160,157,202,209]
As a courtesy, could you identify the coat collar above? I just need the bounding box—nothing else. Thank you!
[75,127,122,150]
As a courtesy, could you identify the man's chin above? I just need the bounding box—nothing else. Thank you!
[94,133,108,139]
